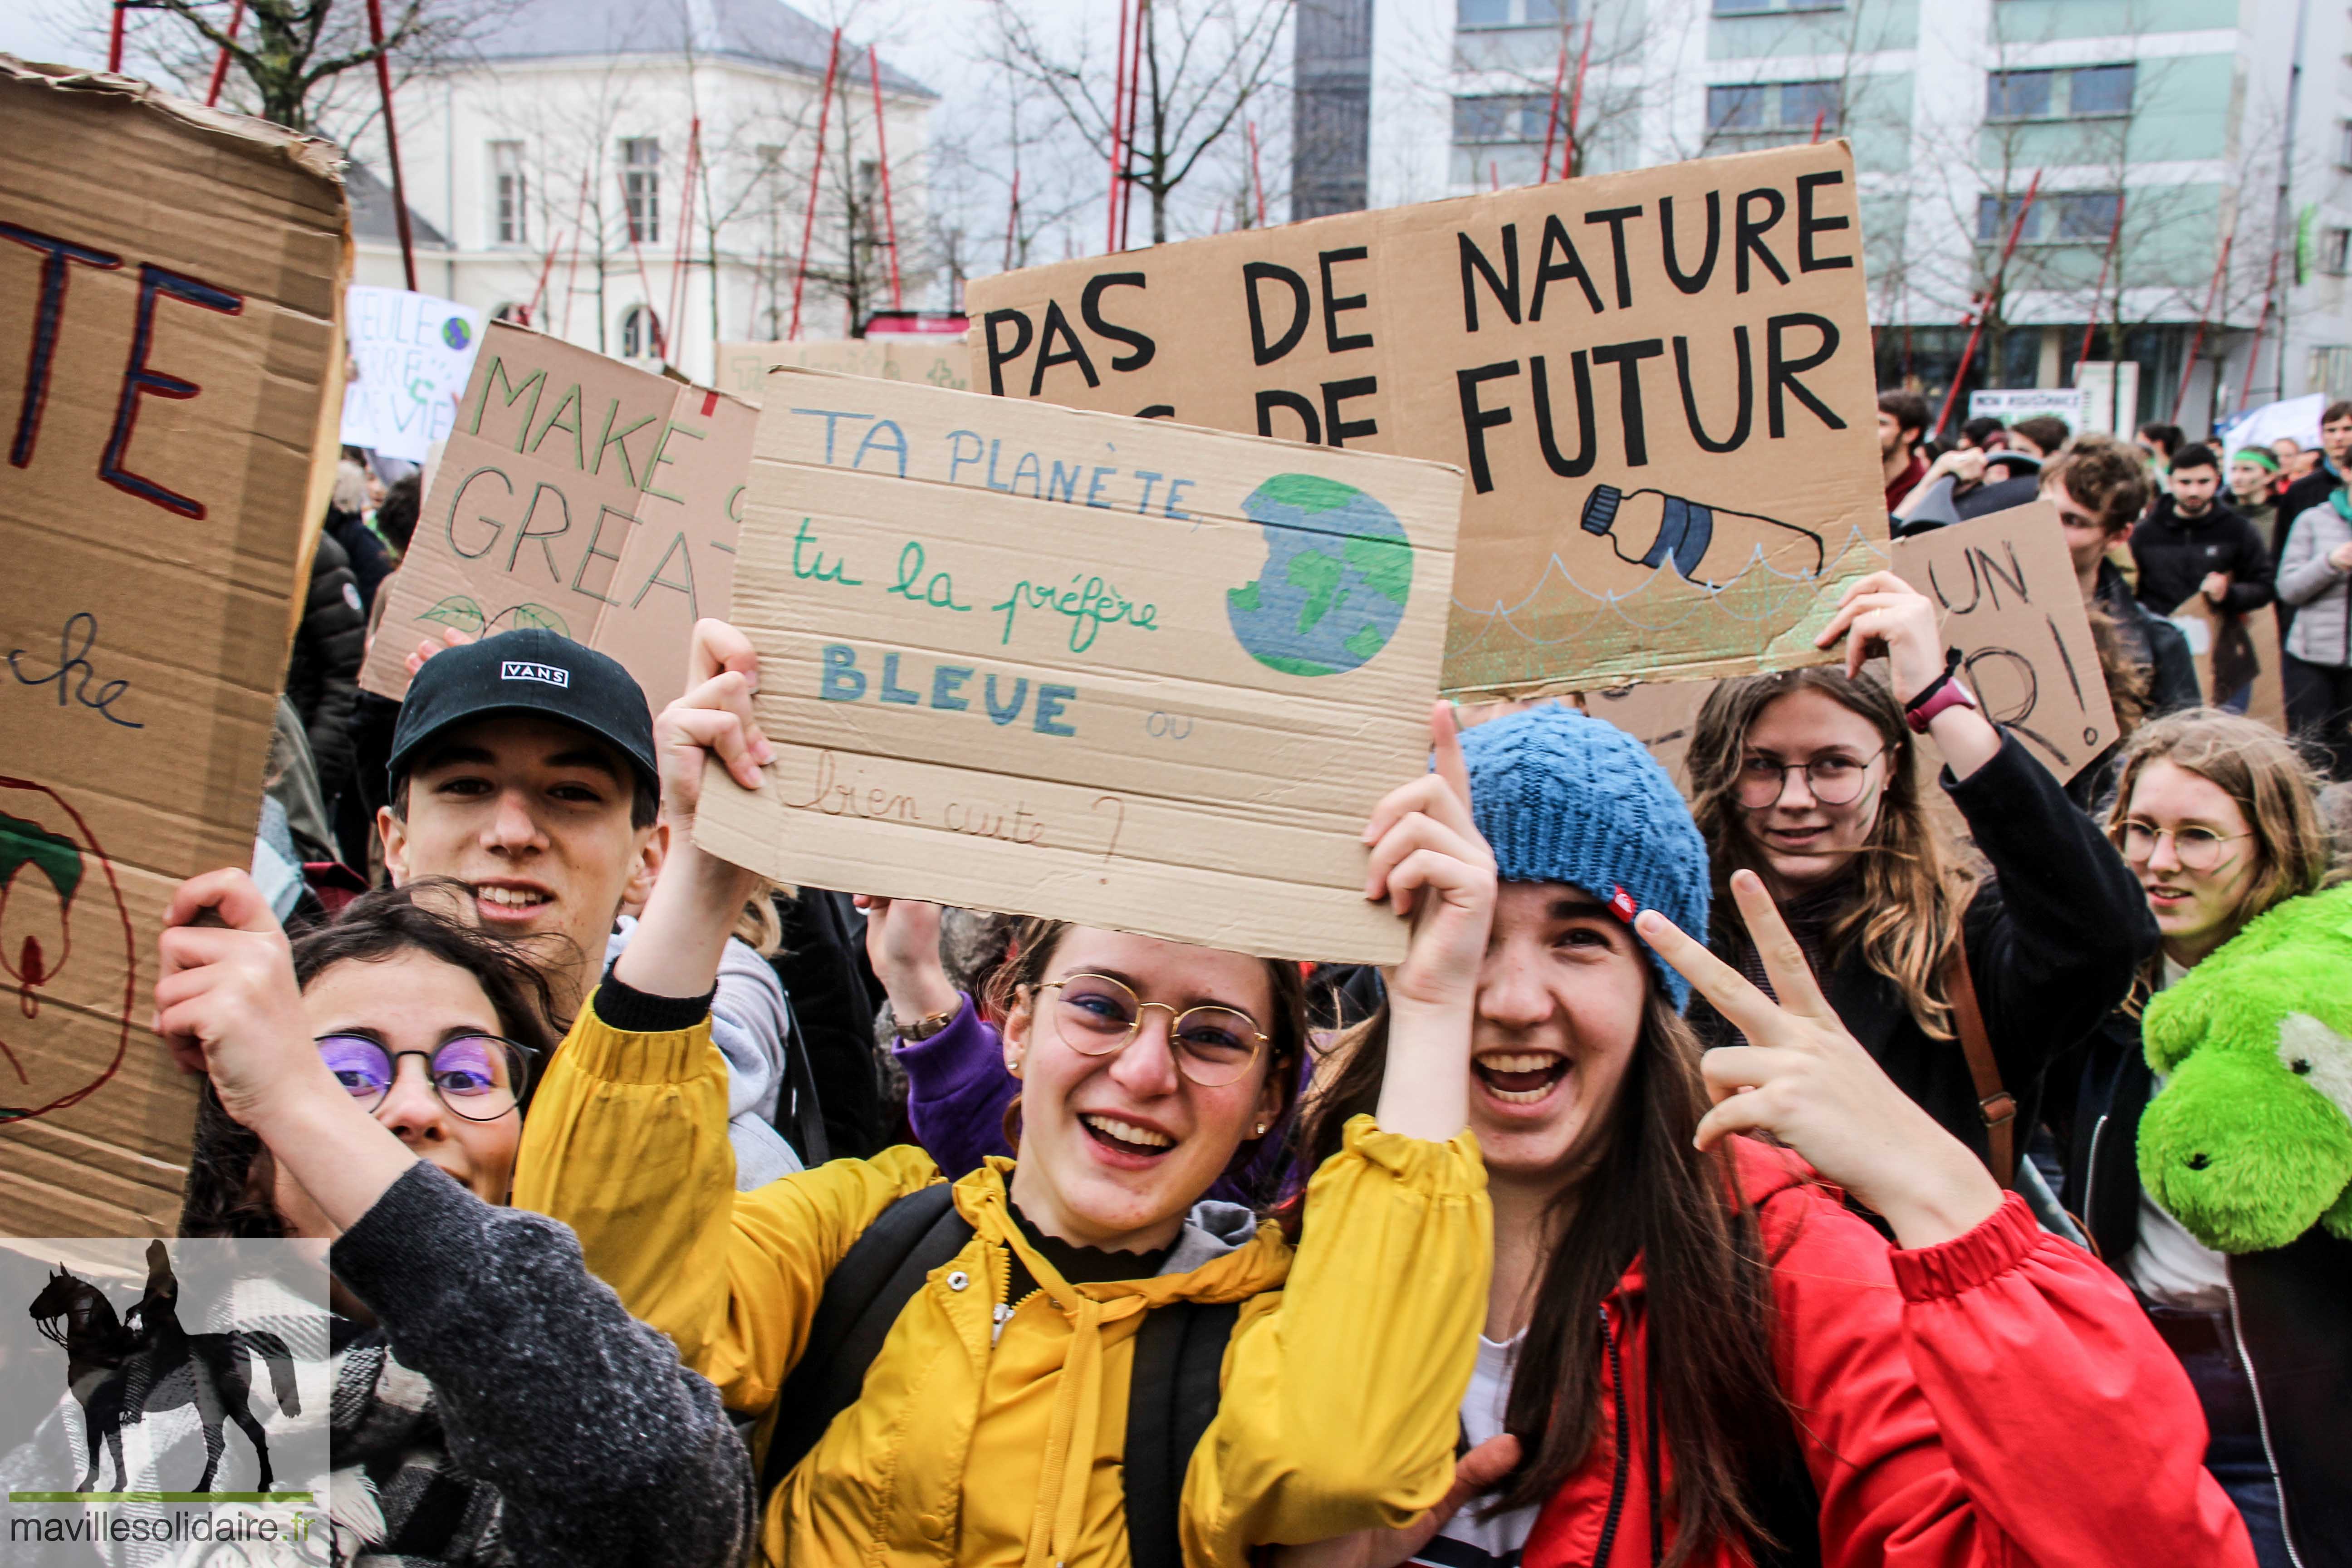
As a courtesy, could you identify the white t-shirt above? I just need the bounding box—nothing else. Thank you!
[1412,1332,1538,1568]
[2129,956,2232,1312]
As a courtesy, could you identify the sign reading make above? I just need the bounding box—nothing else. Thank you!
[340,285,484,461]
[693,368,1464,963]
[359,321,756,709]
[964,142,1888,696]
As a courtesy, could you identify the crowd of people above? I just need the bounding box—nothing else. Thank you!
[146,397,2352,1568]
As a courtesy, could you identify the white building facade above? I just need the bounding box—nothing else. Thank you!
[1342,0,2352,431]
[346,0,935,391]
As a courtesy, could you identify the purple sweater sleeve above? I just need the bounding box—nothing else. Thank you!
[895,995,1019,1176]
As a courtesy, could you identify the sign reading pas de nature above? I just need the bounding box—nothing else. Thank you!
[965,142,1888,696]
[0,60,345,1235]
[360,322,756,708]
[693,368,1463,963]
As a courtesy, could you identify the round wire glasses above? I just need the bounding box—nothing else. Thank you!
[1035,974,1269,1087]
[316,1034,532,1121]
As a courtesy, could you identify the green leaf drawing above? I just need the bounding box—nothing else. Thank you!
[417,595,487,634]
[495,603,572,637]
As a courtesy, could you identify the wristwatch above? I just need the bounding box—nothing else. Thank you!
[895,998,963,1042]
[1904,649,1980,734]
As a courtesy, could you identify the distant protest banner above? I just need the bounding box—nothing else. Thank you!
[1967,387,2090,436]
[1,61,346,1235]
[714,336,971,403]
[361,322,757,708]
[693,368,1463,962]
[964,143,1886,696]
[340,284,484,461]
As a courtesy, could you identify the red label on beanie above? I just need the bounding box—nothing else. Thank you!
[1608,886,1639,924]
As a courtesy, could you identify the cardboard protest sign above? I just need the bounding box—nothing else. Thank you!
[360,322,756,708]
[715,336,972,403]
[0,59,346,1235]
[1581,681,1715,793]
[964,142,1886,696]
[2169,599,2287,730]
[1884,500,2118,782]
[692,368,1463,962]
[340,284,484,461]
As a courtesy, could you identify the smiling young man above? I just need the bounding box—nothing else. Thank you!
[382,628,804,1186]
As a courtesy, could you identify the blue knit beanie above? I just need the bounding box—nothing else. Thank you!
[1458,703,1710,1011]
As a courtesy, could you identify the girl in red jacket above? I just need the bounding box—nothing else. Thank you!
[1285,701,2255,1568]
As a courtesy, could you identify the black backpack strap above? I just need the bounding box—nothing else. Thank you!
[1123,1299,1241,1568]
[759,1183,970,1502]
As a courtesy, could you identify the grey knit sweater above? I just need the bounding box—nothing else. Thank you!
[329,1161,754,1567]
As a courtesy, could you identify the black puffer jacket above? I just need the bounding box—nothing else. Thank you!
[2131,495,2276,617]
[286,530,367,807]
[1695,732,2157,1169]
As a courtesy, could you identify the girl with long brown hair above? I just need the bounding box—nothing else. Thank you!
[1282,703,2254,1568]
[2050,710,2345,1568]
[1684,572,2153,1172]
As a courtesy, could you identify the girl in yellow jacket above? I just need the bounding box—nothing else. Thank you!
[514,620,1496,1568]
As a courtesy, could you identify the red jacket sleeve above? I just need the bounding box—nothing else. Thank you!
[1772,1186,2256,1568]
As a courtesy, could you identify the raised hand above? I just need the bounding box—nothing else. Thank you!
[1635,869,2003,1249]
[854,895,959,1026]
[404,624,474,676]
[659,618,773,821]
[152,868,326,1129]
[1269,1435,1523,1568]
[1815,569,1999,777]
[1357,702,1498,1143]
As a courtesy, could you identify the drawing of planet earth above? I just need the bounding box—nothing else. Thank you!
[1227,475,1413,677]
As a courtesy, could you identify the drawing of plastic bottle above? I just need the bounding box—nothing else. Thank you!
[1578,485,1825,590]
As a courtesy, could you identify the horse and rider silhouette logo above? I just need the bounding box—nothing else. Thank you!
[24,1240,298,1495]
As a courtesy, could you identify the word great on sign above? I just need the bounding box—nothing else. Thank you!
[693,367,1465,964]
[359,322,755,709]
[965,142,1889,696]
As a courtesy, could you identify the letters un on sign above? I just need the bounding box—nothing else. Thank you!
[964,142,1889,697]
[692,369,1465,963]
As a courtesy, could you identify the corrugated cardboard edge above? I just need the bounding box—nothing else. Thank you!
[0,54,348,185]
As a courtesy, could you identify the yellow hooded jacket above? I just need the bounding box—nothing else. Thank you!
[515,993,1490,1568]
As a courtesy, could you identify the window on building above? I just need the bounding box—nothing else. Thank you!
[2312,345,2352,396]
[2338,120,2352,169]
[622,137,662,243]
[2324,227,2352,277]
[1453,94,1553,144]
[490,142,527,245]
[1975,189,2123,244]
[1456,0,1563,29]
[1713,0,1844,16]
[1986,64,2134,121]
[1707,79,1841,137]
[619,304,662,360]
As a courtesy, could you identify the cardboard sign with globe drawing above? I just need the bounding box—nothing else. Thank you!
[962,141,1889,697]
[691,368,1464,963]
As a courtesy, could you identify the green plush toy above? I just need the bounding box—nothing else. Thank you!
[2139,882,2352,1253]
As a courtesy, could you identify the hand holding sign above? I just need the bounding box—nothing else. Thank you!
[152,869,314,1131]
[1637,868,2002,1249]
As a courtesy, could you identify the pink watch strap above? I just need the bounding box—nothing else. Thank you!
[1905,676,1979,733]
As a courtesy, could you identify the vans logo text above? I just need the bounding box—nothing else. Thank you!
[500,661,570,688]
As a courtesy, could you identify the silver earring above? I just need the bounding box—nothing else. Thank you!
[1254,1122,1267,1137]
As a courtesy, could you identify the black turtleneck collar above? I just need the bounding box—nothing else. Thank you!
[1001,1196,1177,1304]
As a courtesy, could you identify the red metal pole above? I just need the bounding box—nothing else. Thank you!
[2243,243,2283,403]
[205,0,247,107]
[1538,43,1569,182]
[364,0,419,291]
[666,118,700,349]
[1247,119,1266,227]
[1004,167,1021,272]
[1107,0,1132,252]
[1557,15,1594,181]
[2172,230,2235,425]
[559,168,588,339]
[521,233,563,325]
[1809,108,1826,143]
[790,28,843,340]
[107,2,125,73]
[2078,190,2127,366]
[1490,160,1499,193]
[1932,170,2042,438]
[1120,0,1146,250]
[869,46,904,309]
